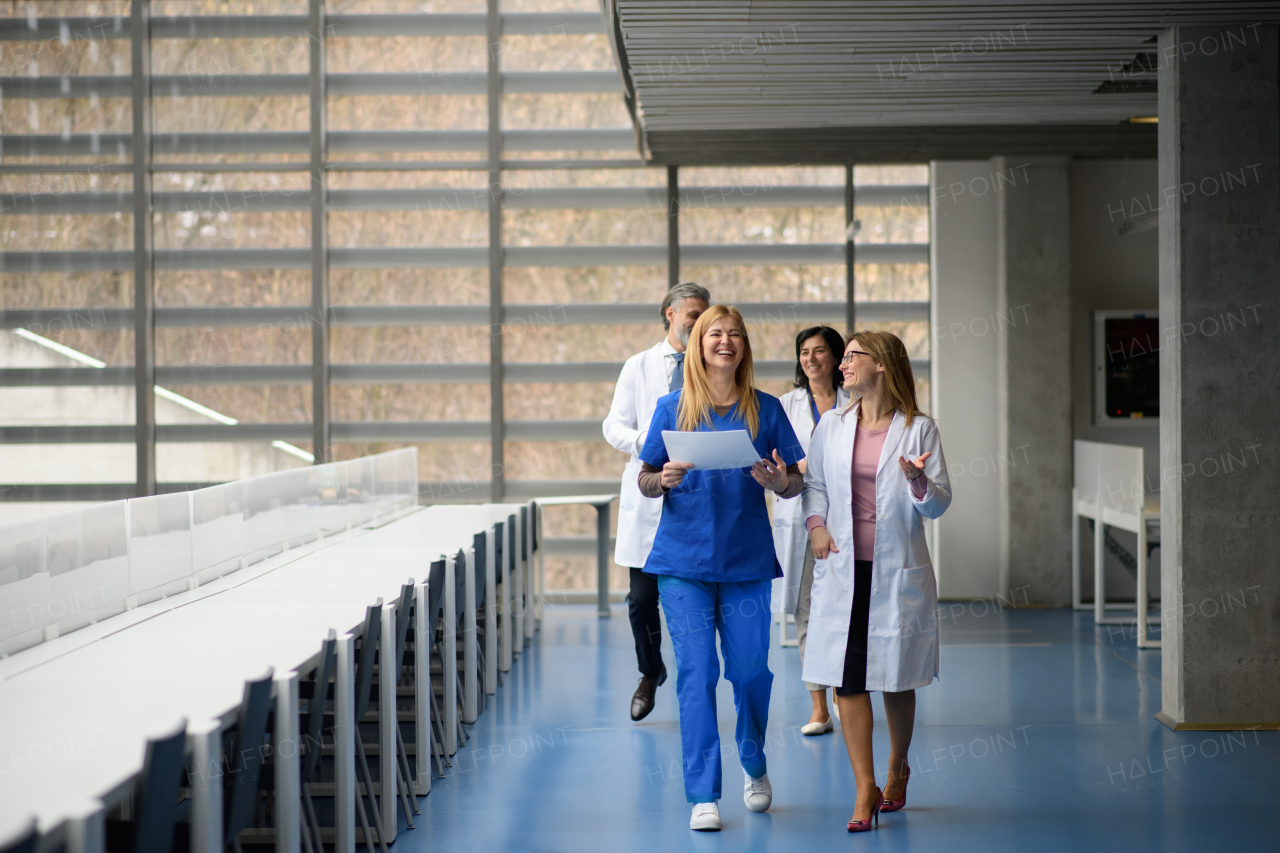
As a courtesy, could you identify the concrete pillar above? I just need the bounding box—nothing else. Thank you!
[1157,25,1280,730]
[995,156,1074,607]
[930,161,1000,600]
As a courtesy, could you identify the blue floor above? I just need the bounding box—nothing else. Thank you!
[399,605,1279,852]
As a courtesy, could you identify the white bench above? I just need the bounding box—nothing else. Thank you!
[1071,440,1161,648]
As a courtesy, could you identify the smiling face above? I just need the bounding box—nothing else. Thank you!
[799,334,837,390]
[701,314,745,374]
[840,338,885,393]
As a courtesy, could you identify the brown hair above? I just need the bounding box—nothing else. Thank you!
[677,305,760,437]
[841,330,923,426]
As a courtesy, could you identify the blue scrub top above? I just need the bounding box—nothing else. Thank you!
[639,389,803,583]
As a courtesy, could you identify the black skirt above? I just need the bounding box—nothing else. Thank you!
[834,559,875,697]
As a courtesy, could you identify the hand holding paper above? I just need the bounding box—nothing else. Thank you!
[661,429,762,470]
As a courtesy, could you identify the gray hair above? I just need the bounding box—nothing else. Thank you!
[660,282,711,331]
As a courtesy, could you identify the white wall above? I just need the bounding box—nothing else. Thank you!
[930,161,1001,599]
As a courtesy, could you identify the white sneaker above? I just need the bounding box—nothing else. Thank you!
[744,770,772,812]
[690,802,722,831]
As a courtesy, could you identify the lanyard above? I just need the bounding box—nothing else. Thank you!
[808,389,822,430]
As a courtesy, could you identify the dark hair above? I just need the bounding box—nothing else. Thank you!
[793,325,846,393]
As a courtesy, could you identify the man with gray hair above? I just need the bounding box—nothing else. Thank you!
[603,281,710,721]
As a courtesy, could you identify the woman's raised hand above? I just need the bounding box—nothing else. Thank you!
[897,451,931,481]
[810,525,839,560]
[661,460,695,490]
[750,449,789,492]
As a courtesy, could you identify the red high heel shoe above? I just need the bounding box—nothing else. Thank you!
[880,765,911,812]
[847,786,883,832]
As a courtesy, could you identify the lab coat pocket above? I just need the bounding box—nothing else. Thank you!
[896,564,937,638]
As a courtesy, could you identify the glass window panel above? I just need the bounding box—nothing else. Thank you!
[505,206,663,246]
[857,263,929,302]
[538,499,625,592]
[503,323,662,363]
[156,269,311,307]
[331,325,491,364]
[504,439,622,482]
[158,385,312,423]
[329,94,487,131]
[855,200,929,244]
[854,165,930,185]
[681,166,844,187]
[499,33,615,72]
[150,36,309,77]
[1,272,132,310]
[680,264,846,304]
[504,167,665,190]
[329,1,484,12]
[154,209,309,250]
[503,93,631,129]
[330,384,488,422]
[3,210,131,251]
[856,320,931,360]
[157,324,310,366]
[3,325,135,366]
[501,0,595,12]
[330,208,487,247]
[0,443,134,484]
[328,35,485,73]
[331,440,490,493]
[681,206,844,245]
[503,265,666,304]
[504,381,610,420]
[331,267,488,304]
[158,441,311,485]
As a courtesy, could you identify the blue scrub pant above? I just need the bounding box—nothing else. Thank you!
[655,575,773,803]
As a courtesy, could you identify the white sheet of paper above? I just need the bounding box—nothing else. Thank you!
[661,429,762,470]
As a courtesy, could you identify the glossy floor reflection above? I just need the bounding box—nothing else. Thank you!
[399,606,1279,852]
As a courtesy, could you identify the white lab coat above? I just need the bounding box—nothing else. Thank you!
[800,403,952,692]
[771,385,850,614]
[602,339,679,568]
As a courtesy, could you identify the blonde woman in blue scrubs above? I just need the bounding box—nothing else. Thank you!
[636,305,804,832]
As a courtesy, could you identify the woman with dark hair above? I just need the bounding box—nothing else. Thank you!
[772,326,849,736]
[802,330,952,832]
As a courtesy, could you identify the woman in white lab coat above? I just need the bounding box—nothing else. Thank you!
[802,330,951,832]
[772,326,849,735]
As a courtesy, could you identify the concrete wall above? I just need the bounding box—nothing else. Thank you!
[1157,25,1280,728]
[995,156,1074,608]
[930,160,1001,600]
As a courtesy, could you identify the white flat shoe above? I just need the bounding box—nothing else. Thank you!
[831,700,840,721]
[801,717,834,735]
[690,802,721,831]
[744,770,772,812]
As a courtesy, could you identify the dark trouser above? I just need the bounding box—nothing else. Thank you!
[628,567,665,678]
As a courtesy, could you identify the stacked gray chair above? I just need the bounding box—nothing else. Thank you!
[105,720,188,853]
[352,602,389,853]
[222,671,275,853]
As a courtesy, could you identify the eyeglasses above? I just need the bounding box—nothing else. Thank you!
[840,350,872,365]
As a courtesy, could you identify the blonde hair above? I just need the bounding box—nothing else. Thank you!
[841,330,923,426]
[676,305,760,437]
